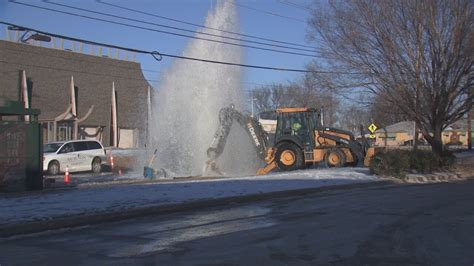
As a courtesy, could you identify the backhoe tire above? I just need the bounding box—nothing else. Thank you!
[275,142,304,171]
[324,148,346,168]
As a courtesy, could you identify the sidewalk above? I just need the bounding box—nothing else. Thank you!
[0,168,385,237]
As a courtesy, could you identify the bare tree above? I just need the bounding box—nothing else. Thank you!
[300,71,340,125]
[251,83,289,113]
[308,0,473,153]
[251,77,340,125]
[340,104,371,132]
[370,93,406,128]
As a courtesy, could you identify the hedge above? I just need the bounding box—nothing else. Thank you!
[369,149,455,178]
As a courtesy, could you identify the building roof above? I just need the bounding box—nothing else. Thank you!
[445,119,472,131]
[376,121,414,134]
[376,118,473,134]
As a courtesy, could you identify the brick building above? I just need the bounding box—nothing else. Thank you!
[0,40,151,147]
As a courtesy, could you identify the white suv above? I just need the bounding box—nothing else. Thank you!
[43,140,107,175]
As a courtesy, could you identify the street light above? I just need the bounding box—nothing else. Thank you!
[7,27,51,43]
[7,26,26,31]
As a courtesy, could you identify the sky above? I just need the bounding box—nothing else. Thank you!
[0,0,317,93]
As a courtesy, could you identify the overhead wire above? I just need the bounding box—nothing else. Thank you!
[9,0,321,58]
[0,60,280,90]
[0,21,368,74]
[141,70,266,87]
[1,45,154,74]
[43,0,321,54]
[1,45,160,83]
[232,2,307,24]
[96,0,316,50]
[277,0,313,12]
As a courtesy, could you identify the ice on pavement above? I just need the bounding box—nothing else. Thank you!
[0,168,382,225]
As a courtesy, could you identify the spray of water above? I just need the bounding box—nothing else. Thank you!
[149,0,260,176]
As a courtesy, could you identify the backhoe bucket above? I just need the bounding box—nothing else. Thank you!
[364,147,383,166]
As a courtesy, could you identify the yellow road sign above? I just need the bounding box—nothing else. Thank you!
[369,133,376,139]
[368,123,377,133]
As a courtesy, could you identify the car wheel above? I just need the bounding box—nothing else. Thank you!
[275,142,304,171]
[92,157,102,174]
[324,148,346,167]
[48,161,60,175]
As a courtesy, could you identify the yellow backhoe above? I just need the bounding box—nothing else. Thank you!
[205,105,377,175]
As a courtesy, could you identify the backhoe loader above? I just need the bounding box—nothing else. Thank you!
[205,104,377,175]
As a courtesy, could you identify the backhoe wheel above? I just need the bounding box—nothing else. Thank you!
[324,148,346,168]
[275,142,303,171]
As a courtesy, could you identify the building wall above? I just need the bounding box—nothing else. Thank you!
[375,130,472,147]
[259,119,277,134]
[375,132,412,146]
[443,131,469,146]
[0,40,150,147]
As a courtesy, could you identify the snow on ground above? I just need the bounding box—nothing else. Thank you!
[0,168,383,225]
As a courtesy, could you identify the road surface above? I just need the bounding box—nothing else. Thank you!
[1,181,473,265]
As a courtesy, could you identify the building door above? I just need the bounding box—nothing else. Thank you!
[57,121,73,141]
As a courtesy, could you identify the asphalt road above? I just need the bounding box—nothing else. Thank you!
[1,181,473,265]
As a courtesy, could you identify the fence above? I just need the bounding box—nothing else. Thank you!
[0,100,43,192]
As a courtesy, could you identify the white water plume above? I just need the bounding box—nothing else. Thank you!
[149,0,260,176]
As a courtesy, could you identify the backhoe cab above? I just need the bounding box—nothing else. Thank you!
[205,105,376,176]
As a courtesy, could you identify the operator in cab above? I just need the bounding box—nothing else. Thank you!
[292,120,302,135]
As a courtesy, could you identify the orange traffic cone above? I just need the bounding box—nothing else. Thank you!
[64,167,70,184]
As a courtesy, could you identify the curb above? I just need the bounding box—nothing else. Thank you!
[404,171,467,184]
[0,180,395,238]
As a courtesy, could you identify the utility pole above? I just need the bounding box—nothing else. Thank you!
[251,97,256,118]
[413,11,423,151]
[250,90,256,118]
[320,106,325,126]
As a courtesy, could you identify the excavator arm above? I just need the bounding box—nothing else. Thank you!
[204,104,270,175]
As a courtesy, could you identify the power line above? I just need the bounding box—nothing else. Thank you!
[97,0,316,50]
[233,1,326,43]
[277,0,312,12]
[2,45,163,82]
[232,2,306,24]
[43,0,321,54]
[10,0,321,58]
[0,59,274,89]
[2,40,167,76]
[1,45,152,74]
[1,21,367,74]
[141,69,161,73]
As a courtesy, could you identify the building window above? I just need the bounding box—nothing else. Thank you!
[46,122,54,143]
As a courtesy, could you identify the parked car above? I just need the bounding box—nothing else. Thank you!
[43,140,107,175]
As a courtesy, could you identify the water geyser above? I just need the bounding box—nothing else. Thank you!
[149,0,260,176]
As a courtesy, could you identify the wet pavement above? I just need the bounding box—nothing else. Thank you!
[1,180,473,265]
